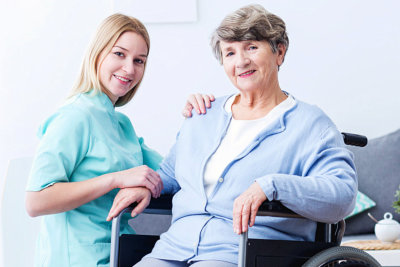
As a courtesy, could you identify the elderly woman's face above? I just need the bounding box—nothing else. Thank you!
[220,40,284,93]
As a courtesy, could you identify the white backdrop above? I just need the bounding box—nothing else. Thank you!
[1,0,400,264]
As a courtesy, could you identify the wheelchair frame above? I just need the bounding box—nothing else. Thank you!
[110,133,380,267]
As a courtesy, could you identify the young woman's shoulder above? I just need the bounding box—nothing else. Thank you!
[115,111,131,125]
[37,99,91,139]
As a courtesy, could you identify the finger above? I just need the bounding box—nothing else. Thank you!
[209,94,215,101]
[182,103,193,118]
[241,202,251,233]
[132,194,150,216]
[202,95,211,108]
[107,192,124,220]
[249,202,258,227]
[107,205,116,221]
[146,171,161,197]
[144,179,157,198]
[194,94,206,114]
[153,172,163,197]
[182,109,192,118]
[107,198,123,221]
[142,167,158,194]
[187,95,201,114]
[233,201,243,235]
[148,171,162,197]
[108,192,141,221]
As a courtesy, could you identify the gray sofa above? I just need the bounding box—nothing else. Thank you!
[344,128,400,236]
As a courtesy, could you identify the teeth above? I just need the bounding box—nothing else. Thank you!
[115,75,130,82]
[240,70,254,76]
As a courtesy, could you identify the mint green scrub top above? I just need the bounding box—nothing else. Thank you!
[26,91,162,267]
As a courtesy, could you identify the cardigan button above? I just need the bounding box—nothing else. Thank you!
[218,177,224,183]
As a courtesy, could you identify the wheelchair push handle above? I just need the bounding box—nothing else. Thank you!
[341,132,367,147]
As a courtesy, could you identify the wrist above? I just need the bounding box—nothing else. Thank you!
[107,172,119,190]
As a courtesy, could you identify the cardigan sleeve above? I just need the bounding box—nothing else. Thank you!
[255,125,357,224]
[138,137,163,171]
[157,136,181,195]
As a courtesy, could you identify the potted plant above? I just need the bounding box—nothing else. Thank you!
[394,185,400,214]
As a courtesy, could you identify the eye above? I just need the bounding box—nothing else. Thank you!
[134,58,145,64]
[114,51,124,57]
[225,51,234,57]
[249,45,257,50]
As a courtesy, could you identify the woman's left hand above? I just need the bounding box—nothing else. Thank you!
[106,187,151,221]
[233,182,267,235]
[182,93,215,118]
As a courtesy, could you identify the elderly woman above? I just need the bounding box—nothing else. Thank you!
[108,4,357,267]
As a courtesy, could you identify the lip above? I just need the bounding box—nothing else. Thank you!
[238,70,256,78]
[113,74,132,85]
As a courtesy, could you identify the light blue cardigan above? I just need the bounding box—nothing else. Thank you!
[147,94,357,264]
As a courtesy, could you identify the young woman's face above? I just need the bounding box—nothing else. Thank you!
[99,31,148,104]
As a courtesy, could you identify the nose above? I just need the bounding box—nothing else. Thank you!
[122,60,135,75]
[236,51,250,69]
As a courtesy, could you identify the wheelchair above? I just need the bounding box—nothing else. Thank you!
[110,133,381,267]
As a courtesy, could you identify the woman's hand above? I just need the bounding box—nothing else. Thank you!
[106,187,151,221]
[113,165,163,198]
[233,182,267,235]
[182,93,215,117]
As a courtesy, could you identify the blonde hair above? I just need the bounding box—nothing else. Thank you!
[211,4,289,66]
[70,13,150,107]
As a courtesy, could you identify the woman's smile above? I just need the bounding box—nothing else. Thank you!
[238,70,256,78]
[113,74,132,84]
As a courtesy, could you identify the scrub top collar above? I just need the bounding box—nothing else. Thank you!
[85,89,115,115]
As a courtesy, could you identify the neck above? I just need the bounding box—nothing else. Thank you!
[102,89,117,106]
[232,87,287,120]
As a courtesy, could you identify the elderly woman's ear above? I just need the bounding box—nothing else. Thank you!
[276,43,286,67]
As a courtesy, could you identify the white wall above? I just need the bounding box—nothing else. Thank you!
[1,0,400,264]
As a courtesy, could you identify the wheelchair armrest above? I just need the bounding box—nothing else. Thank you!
[256,200,345,244]
[148,194,173,209]
[257,200,304,219]
[341,132,368,147]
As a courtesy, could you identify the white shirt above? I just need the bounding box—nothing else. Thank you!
[203,93,295,196]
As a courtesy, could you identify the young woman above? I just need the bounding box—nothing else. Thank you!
[25,14,213,267]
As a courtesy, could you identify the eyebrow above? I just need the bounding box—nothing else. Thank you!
[222,41,254,51]
[113,45,148,57]
[221,45,233,52]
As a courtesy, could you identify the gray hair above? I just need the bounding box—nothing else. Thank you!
[210,4,289,65]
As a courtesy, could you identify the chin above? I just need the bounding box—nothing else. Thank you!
[114,89,130,98]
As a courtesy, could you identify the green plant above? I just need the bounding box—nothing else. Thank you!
[393,185,400,214]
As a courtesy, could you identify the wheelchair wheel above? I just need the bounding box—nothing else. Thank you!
[302,246,381,267]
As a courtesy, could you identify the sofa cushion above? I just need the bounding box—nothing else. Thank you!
[344,129,400,235]
[345,191,376,219]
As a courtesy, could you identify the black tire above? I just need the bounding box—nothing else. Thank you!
[302,246,381,267]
